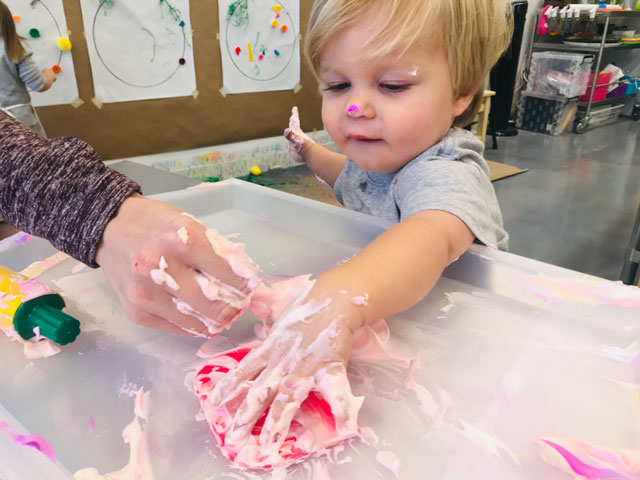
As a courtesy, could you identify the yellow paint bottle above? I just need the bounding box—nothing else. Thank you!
[0,266,80,345]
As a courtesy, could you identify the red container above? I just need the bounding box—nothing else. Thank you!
[580,71,612,103]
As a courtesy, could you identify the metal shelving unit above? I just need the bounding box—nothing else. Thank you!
[527,9,640,133]
[532,41,640,52]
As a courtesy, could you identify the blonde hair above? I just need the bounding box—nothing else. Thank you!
[0,0,25,63]
[305,0,513,127]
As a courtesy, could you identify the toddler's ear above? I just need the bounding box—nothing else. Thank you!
[453,92,475,117]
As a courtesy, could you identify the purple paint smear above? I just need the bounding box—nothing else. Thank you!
[347,104,361,114]
[0,421,56,463]
[13,233,34,245]
[541,439,626,480]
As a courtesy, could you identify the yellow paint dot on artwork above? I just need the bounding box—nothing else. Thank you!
[251,166,262,176]
[271,19,278,28]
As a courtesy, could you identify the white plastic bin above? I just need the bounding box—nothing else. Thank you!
[526,51,594,97]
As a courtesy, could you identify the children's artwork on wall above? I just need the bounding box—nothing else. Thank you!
[5,0,79,107]
[218,0,300,94]
[79,0,196,103]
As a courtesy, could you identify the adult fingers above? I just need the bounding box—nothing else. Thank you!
[124,280,210,336]
[150,255,243,334]
[175,225,251,293]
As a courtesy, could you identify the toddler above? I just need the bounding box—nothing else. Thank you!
[210,0,513,450]
[0,0,56,136]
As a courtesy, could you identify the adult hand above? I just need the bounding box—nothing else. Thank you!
[95,194,252,336]
[209,292,364,448]
[283,106,314,163]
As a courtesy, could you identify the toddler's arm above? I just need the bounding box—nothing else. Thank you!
[284,106,346,187]
[310,209,475,323]
[211,209,475,444]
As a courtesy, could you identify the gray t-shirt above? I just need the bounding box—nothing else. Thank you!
[333,128,509,250]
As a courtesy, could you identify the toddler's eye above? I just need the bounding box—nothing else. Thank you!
[380,83,410,93]
[323,82,350,92]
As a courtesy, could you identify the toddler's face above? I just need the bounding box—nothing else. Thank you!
[320,22,472,173]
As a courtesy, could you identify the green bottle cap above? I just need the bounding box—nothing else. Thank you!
[13,294,81,346]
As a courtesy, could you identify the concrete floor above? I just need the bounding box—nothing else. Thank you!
[486,118,640,281]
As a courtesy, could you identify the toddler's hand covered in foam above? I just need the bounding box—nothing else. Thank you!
[95,195,256,336]
[283,106,314,163]
[209,289,364,449]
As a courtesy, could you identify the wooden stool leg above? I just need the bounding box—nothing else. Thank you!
[475,96,492,145]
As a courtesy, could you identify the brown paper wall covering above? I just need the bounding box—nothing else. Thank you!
[36,0,322,160]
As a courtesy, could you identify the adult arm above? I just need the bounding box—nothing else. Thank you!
[0,113,250,336]
[0,111,140,267]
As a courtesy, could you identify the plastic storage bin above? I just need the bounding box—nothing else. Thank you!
[516,91,578,136]
[526,51,593,97]
[580,71,612,103]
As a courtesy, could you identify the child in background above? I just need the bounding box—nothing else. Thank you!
[210,0,513,447]
[0,0,55,137]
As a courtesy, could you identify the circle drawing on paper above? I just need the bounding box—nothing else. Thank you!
[12,0,63,69]
[225,0,297,82]
[92,0,189,88]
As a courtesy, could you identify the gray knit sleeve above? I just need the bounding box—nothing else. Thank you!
[0,112,141,267]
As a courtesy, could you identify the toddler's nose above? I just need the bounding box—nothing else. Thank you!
[345,101,374,119]
[347,104,361,117]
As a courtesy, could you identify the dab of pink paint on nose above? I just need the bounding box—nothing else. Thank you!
[347,105,361,115]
